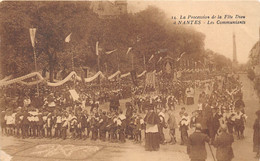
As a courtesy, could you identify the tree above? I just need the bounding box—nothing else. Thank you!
[0,1,98,81]
[0,2,224,82]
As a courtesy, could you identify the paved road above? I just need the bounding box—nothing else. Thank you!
[0,74,259,161]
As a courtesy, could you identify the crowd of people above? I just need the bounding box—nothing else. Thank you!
[0,72,259,161]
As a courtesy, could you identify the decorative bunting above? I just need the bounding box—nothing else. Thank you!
[176,52,186,62]
[126,47,132,55]
[105,49,117,55]
[65,33,72,43]
[148,55,154,62]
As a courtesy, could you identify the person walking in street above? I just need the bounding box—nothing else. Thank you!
[213,124,234,161]
[187,123,210,161]
[253,110,260,159]
[144,104,160,151]
[167,108,177,144]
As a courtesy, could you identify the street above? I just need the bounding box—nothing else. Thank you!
[0,74,259,161]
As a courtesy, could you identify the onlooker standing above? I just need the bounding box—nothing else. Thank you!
[167,108,177,144]
[213,125,234,161]
[187,123,210,161]
[253,110,260,159]
[144,105,160,151]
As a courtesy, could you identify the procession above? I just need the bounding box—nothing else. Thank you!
[1,69,258,161]
[1,1,260,161]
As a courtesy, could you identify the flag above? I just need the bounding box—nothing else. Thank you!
[176,52,185,61]
[126,47,132,55]
[148,54,154,62]
[65,33,72,43]
[96,41,99,56]
[157,57,162,63]
[29,28,36,48]
[105,49,117,55]
[156,49,168,54]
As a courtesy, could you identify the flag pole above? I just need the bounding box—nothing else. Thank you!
[72,49,74,72]
[117,52,121,89]
[29,28,39,96]
[72,49,76,89]
[131,52,134,70]
[65,33,75,88]
[117,52,120,71]
[143,54,146,70]
[33,46,39,96]
[97,44,101,92]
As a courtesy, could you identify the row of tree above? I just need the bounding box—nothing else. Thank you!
[0,1,231,82]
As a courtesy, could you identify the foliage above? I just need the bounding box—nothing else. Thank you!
[0,2,230,81]
[247,68,255,81]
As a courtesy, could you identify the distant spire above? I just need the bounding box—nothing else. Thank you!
[233,33,238,63]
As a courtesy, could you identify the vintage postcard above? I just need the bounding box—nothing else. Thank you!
[0,0,260,161]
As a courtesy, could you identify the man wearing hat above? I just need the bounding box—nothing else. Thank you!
[158,108,167,144]
[125,102,133,139]
[187,123,210,161]
[213,124,234,161]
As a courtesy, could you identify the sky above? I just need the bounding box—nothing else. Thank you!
[127,0,260,64]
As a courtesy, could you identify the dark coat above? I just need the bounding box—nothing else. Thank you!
[213,131,234,161]
[187,131,210,160]
[253,118,260,152]
[21,111,30,125]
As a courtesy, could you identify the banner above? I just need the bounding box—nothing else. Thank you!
[105,49,117,55]
[18,79,45,86]
[0,72,43,87]
[96,41,99,56]
[145,72,156,88]
[69,89,79,101]
[0,75,12,83]
[108,71,121,80]
[47,71,76,87]
[120,72,131,78]
[29,28,36,48]
[75,71,105,83]
[1,70,148,87]
[137,70,147,78]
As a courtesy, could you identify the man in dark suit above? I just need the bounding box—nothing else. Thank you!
[213,124,234,161]
[187,123,210,161]
[109,93,120,112]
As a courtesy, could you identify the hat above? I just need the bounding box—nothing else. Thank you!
[195,123,202,130]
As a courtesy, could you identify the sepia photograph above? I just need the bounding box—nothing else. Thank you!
[0,0,260,161]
